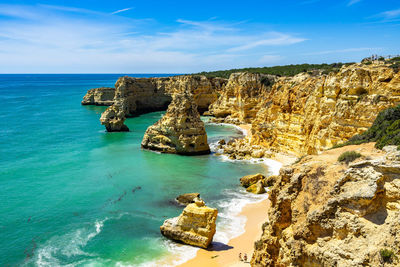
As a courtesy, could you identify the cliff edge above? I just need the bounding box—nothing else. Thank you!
[251,143,400,266]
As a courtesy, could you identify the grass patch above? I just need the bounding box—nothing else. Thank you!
[338,151,362,164]
[380,248,395,263]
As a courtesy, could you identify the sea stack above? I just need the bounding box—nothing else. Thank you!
[141,89,210,155]
[100,105,129,132]
[160,198,218,248]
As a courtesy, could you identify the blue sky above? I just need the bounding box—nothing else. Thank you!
[0,0,399,73]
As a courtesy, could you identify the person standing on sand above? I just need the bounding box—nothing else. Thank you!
[243,253,248,262]
[239,253,242,261]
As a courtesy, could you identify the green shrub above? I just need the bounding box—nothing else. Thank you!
[380,248,395,263]
[338,151,362,164]
[194,62,349,79]
[332,105,400,150]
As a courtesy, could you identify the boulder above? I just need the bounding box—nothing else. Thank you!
[176,193,200,205]
[246,180,266,194]
[160,198,218,248]
[263,175,278,187]
[240,173,266,188]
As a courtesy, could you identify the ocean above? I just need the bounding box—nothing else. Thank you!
[0,74,272,266]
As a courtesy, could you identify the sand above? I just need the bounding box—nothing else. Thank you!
[173,124,275,266]
[178,198,270,267]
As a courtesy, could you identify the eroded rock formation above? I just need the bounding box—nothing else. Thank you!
[176,193,201,205]
[99,105,129,132]
[160,198,218,248]
[251,143,400,266]
[213,63,400,156]
[85,62,400,155]
[208,72,276,124]
[81,87,115,106]
[97,75,226,132]
[141,87,210,155]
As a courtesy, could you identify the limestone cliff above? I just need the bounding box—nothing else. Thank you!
[99,75,226,132]
[208,72,276,124]
[160,198,218,248]
[251,143,400,266]
[211,63,400,156]
[81,87,115,106]
[86,62,400,155]
[141,83,210,155]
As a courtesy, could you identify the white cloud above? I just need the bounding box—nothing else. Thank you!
[379,8,400,19]
[228,32,306,52]
[0,4,306,73]
[111,7,134,15]
[347,0,362,6]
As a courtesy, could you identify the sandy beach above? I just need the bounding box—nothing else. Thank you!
[178,198,270,267]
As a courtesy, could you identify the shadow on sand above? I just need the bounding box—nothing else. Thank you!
[207,241,234,251]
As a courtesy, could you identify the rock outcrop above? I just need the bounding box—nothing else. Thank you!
[86,62,400,156]
[160,198,218,248]
[246,180,266,194]
[98,75,226,132]
[251,143,400,266]
[212,63,400,156]
[208,72,276,124]
[240,173,266,187]
[141,86,210,155]
[176,193,201,205]
[81,87,115,106]
[99,105,129,132]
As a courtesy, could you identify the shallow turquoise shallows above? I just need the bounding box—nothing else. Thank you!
[0,74,269,266]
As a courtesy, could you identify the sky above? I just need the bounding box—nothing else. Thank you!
[0,0,399,73]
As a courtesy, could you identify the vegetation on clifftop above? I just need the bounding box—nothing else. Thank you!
[338,151,362,164]
[195,62,350,78]
[333,105,400,150]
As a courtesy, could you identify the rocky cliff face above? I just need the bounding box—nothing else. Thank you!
[141,83,210,155]
[99,75,226,132]
[211,63,400,156]
[160,198,218,248]
[251,143,400,266]
[81,87,115,106]
[208,72,276,124]
[85,63,400,155]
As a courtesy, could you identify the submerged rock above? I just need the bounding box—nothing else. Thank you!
[141,90,210,155]
[160,198,218,248]
[240,173,266,188]
[176,193,201,205]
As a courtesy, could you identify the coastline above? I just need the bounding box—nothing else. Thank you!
[172,123,286,266]
[178,198,270,267]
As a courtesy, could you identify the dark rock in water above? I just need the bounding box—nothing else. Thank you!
[176,193,200,205]
[218,139,226,145]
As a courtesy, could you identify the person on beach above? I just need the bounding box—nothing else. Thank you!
[239,253,242,261]
[243,253,248,262]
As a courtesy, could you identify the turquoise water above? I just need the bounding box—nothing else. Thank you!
[0,75,269,266]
